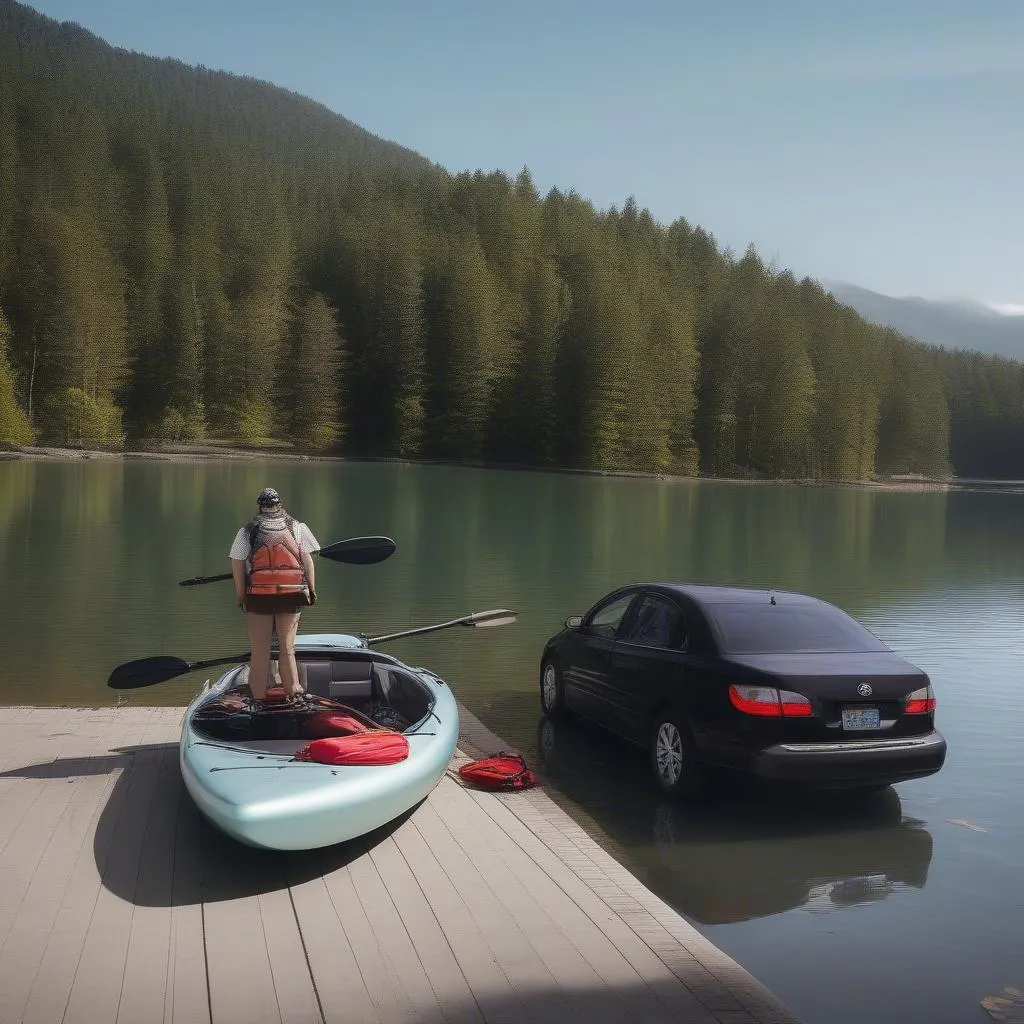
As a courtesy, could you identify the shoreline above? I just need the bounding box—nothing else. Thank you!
[0,442,966,491]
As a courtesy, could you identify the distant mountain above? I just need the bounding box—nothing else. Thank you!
[825,282,1024,362]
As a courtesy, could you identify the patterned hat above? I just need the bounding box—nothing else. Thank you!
[257,487,282,510]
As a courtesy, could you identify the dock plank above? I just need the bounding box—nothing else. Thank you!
[258,886,323,1024]
[287,870,380,1024]
[167,786,212,1024]
[389,804,537,1024]
[116,742,182,1024]
[0,765,115,1024]
[20,715,155,1024]
[429,780,671,1024]
[61,722,172,1024]
[0,709,77,862]
[345,832,451,1021]
[366,832,483,1024]
[410,797,579,1024]
[459,783,739,1022]
[317,850,423,1022]
[199,840,285,1024]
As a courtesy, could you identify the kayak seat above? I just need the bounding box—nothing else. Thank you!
[299,658,377,704]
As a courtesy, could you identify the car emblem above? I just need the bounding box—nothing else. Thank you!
[857,682,873,696]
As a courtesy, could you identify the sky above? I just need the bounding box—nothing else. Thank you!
[18,0,1024,308]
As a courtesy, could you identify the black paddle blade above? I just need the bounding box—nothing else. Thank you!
[179,572,232,587]
[319,535,396,565]
[107,655,192,689]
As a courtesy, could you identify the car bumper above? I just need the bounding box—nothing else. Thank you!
[751,730,947,787]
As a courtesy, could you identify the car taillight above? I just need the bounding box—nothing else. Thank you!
[905,685,936,714]
[728,685,813,718]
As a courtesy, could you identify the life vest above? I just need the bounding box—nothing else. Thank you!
[245,514,308,597]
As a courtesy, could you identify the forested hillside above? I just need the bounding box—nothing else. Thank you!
[1,0,1022,478]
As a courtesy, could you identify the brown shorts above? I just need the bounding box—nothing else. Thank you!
[245,594,307,615]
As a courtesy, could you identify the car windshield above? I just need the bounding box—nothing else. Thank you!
[705,601,890,654]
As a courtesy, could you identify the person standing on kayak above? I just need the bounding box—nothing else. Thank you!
[229,487,320,706]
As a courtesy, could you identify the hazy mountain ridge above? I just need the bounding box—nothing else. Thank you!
[826,282,1024,362]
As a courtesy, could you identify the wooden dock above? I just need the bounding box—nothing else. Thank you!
[0,705,800,1024]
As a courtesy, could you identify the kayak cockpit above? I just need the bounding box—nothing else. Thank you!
[188,652,438,752]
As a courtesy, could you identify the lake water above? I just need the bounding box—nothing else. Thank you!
[2,458,1022,1024]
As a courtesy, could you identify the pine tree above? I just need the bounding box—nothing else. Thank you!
[0,306,32,445]
[421,235,501,460]
[369,216,427,457]
[118,140,174,434]
[748,275,815,477]
[286,292,344,452]
[491,257,566,465]
[0,79,17,292]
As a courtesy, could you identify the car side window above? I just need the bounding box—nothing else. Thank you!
[620,595,686,649]
[587,592,637,639]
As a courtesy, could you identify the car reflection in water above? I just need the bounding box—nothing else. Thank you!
[535,713,933,926]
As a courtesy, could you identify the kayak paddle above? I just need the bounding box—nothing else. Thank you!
[367,609,518,645]
[108,651,252,689]
[178,535,396,587]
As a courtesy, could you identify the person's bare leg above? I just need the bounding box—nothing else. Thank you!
[276,611,302,697]
[246,612,275,700]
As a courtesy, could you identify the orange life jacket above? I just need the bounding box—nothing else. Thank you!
[245,515,308,597]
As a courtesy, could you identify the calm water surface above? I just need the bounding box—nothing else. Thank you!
[2,459,1022,1024]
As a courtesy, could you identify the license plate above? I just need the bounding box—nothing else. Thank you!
[842,706,880,730]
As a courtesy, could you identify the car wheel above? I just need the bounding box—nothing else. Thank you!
[649,710,701,798]
[540,659,568,719]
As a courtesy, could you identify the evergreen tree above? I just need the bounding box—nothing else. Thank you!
[0,306,32,444]
[421,234,501,460]
[286,292,344,452]
[490,257,565,465]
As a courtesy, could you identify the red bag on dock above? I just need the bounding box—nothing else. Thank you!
[457,751,536,791]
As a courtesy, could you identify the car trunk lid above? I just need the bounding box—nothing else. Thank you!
[728,651,934,740]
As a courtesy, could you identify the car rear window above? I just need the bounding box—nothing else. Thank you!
[705,601,890,654]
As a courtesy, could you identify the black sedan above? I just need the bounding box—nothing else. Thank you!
[539,583,947,797]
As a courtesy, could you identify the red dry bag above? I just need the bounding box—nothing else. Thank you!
[457,751,537,791]
[294,733,410,766]
[301,710,373,739]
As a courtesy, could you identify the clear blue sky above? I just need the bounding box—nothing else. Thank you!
[20,0,1024,307]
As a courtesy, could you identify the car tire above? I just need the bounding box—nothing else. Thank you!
[649,709,702,798]
[540,659,568,719]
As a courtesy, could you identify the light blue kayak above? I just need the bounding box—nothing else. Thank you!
[178,632,459,851]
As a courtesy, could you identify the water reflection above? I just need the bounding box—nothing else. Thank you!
[533,713,933,926]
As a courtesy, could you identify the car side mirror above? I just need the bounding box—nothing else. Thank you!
[565,615,583,629]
